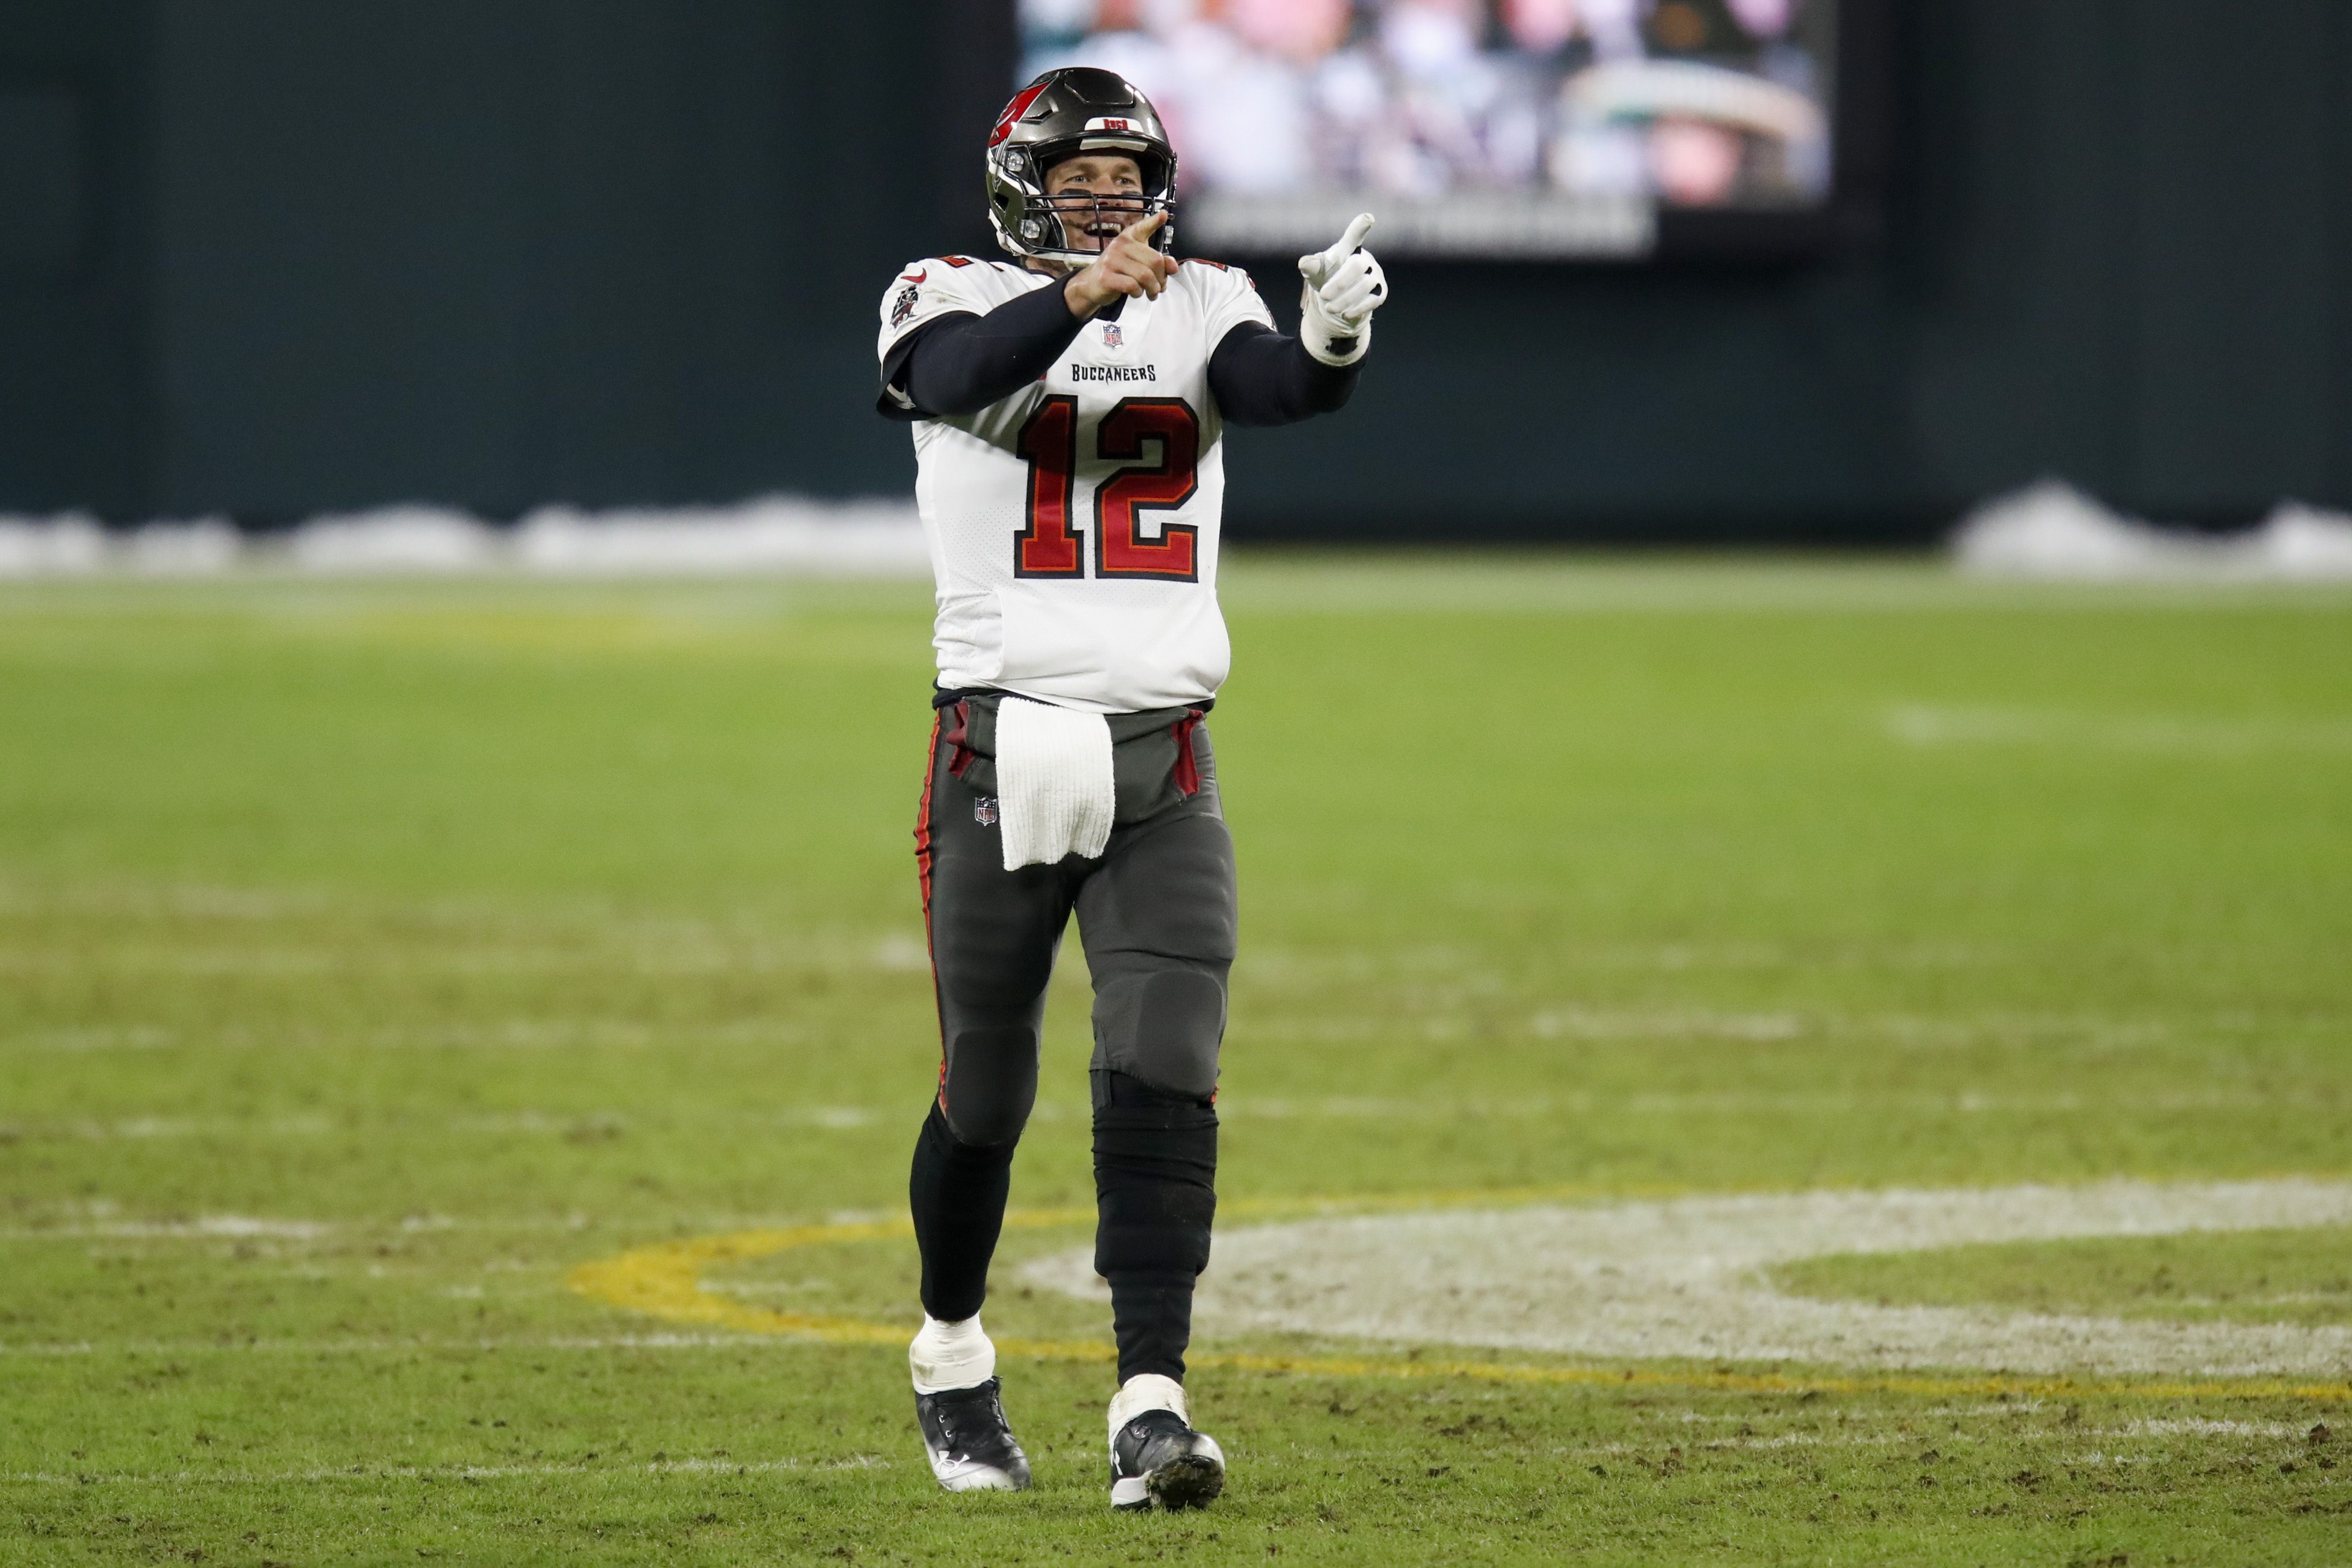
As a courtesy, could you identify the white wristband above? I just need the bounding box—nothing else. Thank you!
[1299,295,1370,367]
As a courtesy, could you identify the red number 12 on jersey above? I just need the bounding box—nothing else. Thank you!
[1014,396,1201,581]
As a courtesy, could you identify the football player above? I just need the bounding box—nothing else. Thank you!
[874,65,1386,1511]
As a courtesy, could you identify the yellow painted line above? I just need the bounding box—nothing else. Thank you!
[565,1210,1091,1351]
[566,1191,2352,1405]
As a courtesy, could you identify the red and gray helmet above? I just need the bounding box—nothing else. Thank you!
[985,67,1178,266]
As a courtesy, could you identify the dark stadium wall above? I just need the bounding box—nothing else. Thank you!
[0,1,151,518]
[2,1,2349,540]
[139,0,958,522]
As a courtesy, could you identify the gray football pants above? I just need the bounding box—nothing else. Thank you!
[918,695,1235,1139]
[909,694,1233,1380]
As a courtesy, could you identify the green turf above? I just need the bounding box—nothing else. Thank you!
[4,556,2350,1564]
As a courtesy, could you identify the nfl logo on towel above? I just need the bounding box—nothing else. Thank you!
[1102,322,1122,349]
[973,797,999,826]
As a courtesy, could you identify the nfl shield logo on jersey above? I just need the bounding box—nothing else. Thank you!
[973,796,1000,826]
[1101,322,1122,349]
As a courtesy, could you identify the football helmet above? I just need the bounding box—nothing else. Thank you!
[985,67,1178,267]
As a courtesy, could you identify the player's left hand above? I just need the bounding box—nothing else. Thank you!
[1297,213,1385,367]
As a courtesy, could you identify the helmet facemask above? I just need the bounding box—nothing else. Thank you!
[992,142,1176,267]
[985,70,1181,268]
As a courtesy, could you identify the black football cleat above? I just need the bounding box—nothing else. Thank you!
[915,1377,1031,1493]
[1109,1406,1226,1511]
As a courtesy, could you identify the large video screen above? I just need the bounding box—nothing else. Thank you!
[1017,0,1843,259]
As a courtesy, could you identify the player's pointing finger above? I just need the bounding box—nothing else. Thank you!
[1118,210,1173,292]
[1300,212,1376,286]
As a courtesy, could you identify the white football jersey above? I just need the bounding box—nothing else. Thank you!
[877,253,1274,714]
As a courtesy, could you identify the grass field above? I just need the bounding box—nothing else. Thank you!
[4,555,2350,1565]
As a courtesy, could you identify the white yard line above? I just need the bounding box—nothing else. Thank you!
[0,1332,785,1357]
[0,1105,892,1145]
[0,1214,335,1241]
[3,1453,892,1486]
[1887,704,2352,755]
[2,1204,908,1242]
[1023,1177,2352,1377]
[2119,1418,2314,1438]
[1211,1090,2319,1121]
[8,1081,2332,1149]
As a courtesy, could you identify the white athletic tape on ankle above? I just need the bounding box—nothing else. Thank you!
[1107,1372,1188,1439]
[995,697,1115,871]
[909,1314,997,1394]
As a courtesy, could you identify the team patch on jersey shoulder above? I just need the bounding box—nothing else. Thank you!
[890,281,921,329]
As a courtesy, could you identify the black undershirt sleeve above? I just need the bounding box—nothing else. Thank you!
[878,287,1359,427]
[1205,322,1360,427]
[878,280,1089,420]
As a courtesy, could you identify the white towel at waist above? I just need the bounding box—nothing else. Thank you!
[995,696,1115,871]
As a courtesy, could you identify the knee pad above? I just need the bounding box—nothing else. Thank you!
[940,1023,1040,1147]
[1079,810,1234,1101]
[1089,964,1226,1101]
[1091,1070,1217,1281]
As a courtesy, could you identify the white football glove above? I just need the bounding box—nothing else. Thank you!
[1297,212,1385,368]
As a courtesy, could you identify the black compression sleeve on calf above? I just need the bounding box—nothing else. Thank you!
[1206,321,1360,427]
[909,1102,1018,1322]
[1108,1278,1195,1386]
[890,281,1089,418]
[1091,1069,1218,1383]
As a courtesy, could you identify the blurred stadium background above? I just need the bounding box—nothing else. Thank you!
[6,0,2352,546]
[6,4,2352,1565]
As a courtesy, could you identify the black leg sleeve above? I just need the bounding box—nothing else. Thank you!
[909,1103,1019,1323]
[1091,1069,1219,1383]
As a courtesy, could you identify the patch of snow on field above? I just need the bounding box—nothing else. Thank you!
[1954,481,2352,580]
[0,512,106,573]
[124,519,243,573]
[291,506,499,572]
[0,497,927,578]
[514,497,927,575]
[1021,1178,2352,1376]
